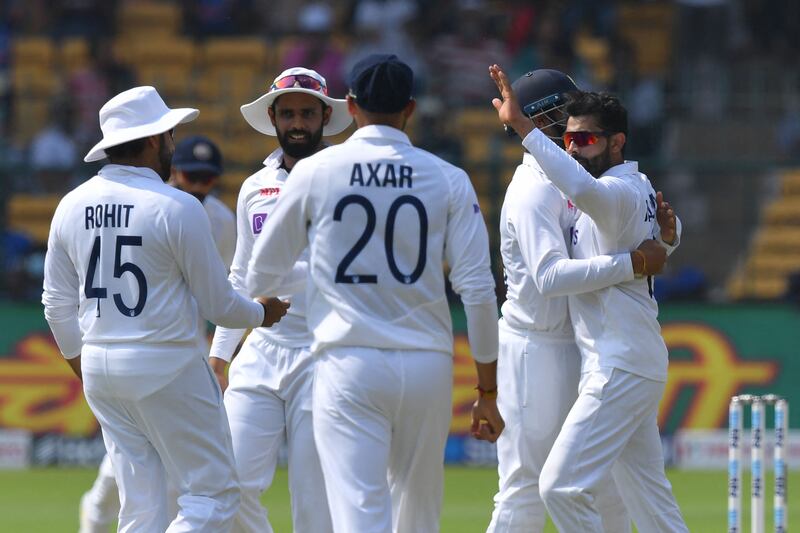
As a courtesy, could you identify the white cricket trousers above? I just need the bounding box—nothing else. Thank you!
[82,345,239,533]
[313,347,453,533]
[487,322,630,533]
[80,453,118,533]
[540,367,688,533]
[223,336,332,533]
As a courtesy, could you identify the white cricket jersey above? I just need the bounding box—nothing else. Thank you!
[42,164,265,365]
[500,153,634,336]
[210,149,312,361]
[246,125,498,360]
[203,194,236,269]
[522,129,669,381]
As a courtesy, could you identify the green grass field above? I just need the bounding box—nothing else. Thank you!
[0,467,796,531]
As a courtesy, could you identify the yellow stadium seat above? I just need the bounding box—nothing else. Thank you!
[7,194,62,244]
[60,38,90,74]
[136,64,193,99]
[118,2,181,37]
[202,38,269,69]
[456,108,499,132]
[781,171,800,196]
[128,38,196,67]
[763,199,800,225]
[12,98,50,143]
[12,37,55,68]
[727,273,787,300]
[11,67,58,98]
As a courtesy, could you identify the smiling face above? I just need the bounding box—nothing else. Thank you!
[268,92,331,160]
[564,115,625,178]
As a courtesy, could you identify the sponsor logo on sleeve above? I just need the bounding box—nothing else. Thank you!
[252,213,267,234]
[259,187,280,196]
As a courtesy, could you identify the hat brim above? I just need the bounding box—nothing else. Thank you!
[240,88,352,137]
[84,108,199,163]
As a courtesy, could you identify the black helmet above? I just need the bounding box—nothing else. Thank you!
[510,69,578,140]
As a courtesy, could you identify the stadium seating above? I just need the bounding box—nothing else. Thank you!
[727,169,800,299]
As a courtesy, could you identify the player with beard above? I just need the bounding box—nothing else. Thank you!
[208,68,352,532]
[43,86,289,533]
[79,134,238,533]
[491,65,688,532]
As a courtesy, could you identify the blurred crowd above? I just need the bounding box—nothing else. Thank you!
[1,0,799,301]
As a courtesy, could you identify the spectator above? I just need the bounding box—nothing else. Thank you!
[66,39,137,155]
[28,99,78,193]
[430,4,509,106]
[281,2,346,96]
[342,0,426,91]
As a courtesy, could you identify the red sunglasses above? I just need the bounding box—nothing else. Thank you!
[563,131,610,147]
[270,74,328,95]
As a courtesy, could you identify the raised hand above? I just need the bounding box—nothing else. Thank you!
[656,191,677,245]
[489,64,534,139]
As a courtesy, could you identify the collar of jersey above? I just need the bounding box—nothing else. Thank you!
[602,160,639,179]
[99,164,164,182]
[263,147,285,169]
[348,124,411,145]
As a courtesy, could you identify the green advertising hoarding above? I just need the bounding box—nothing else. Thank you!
[0,302,798,440]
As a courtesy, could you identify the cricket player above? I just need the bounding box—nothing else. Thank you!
[487,69,679,533]
[170,135,236,268]
[42,86,289,533]
[246,54,503,533]
[208,67,352,533]
[491,64,688,532]
[78,134,236,533]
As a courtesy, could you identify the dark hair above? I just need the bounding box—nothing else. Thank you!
[105,137,148,161]
[182,170,218,184]
[564,91,628,136]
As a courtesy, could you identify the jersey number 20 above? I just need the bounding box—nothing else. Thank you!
[85,235,148,317]
[334,194,428,284]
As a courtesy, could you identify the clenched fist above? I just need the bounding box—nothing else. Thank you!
[257,297,290,327]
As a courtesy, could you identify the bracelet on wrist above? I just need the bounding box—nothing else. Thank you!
[633,249,647,278]
[475,385,498,400]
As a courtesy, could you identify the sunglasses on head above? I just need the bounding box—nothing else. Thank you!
[270,74,328,95]
[562,131,611,147]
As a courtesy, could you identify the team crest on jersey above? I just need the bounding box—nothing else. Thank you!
[567,199,576,211]
[252,213,267,234]
[260,187,280,196]
[473,203,480,214]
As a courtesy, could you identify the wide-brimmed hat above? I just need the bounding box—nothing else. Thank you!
[85,86,198,162]
[240,67,351,136]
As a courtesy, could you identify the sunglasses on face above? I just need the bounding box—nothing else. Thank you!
[270,74,328,95]
[562,131,610,147]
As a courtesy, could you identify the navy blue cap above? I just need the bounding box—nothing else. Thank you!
[172,135,223,175]
[347,54,413,114]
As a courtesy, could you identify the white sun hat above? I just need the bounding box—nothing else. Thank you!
[84,86,199,163]
[240,67,352,137]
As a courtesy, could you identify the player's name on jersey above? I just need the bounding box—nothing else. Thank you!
[349,163,413,189]
[85,204,135,230]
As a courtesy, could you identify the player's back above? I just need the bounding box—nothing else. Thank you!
[48,165,229,348]
[299,125,490,355]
